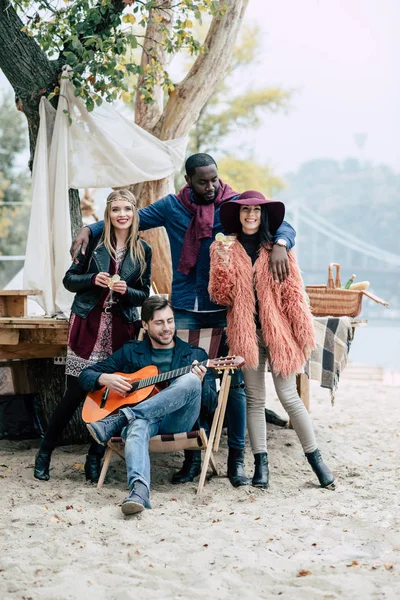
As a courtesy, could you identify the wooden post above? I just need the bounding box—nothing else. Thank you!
[0,290,41,318]
[296,373,310,411]
[289,373,311,430]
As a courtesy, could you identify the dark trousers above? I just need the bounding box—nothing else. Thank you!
[40,375,104,457]
[174,308,246,449]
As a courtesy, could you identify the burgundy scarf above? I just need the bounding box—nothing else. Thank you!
[176,180,237,275]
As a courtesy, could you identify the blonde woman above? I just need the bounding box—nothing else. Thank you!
[34,190,152,483]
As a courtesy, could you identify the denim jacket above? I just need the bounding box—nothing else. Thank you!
[89,193,296,311]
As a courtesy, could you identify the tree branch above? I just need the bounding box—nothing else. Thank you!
[155,0,249,139]
[0,0,60,165]
[0,1,58,97]
[134,0,174,130]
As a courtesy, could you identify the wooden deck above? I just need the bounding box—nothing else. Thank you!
[0,316,68,359]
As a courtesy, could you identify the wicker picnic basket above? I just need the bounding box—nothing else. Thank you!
[305,263,388,318]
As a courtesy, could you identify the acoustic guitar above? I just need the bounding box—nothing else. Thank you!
[82,355,245,423]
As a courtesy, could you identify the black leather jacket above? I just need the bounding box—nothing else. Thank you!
[63,238,152,323]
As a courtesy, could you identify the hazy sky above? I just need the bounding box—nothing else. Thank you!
[0,0,398,176]
[242,0,399,174]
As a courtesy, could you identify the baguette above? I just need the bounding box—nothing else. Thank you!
[349,281,370,291]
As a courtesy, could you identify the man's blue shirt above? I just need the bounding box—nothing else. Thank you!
[89,193,296,311]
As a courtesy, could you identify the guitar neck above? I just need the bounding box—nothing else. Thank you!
[137,359,209,389]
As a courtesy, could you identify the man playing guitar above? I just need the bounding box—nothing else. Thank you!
[78,296,218,515]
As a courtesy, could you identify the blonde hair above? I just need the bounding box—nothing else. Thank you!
[96,189,146,278]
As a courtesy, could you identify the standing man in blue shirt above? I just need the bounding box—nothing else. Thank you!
[71,153,296,487]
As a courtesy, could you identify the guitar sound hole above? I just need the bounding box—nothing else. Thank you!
[130,380,140,393]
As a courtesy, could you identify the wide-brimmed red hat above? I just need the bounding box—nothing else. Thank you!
[219,190,285,234]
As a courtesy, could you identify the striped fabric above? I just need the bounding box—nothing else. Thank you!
[108,429,206,455]
[176,328,224,360]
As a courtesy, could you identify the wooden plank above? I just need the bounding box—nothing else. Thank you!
[0,329,19,345]
[0,296,27,318]
[11,361,38,394]
[20,329,68,345]
[0,290,41,296]
[0,317,68,329]
[0,343,66,360]
[350,319,368,328]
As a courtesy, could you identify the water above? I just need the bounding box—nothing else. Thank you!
[349,320,400,370]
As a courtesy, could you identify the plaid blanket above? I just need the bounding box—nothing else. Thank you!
[305,317,354,403]
[176,320,354,403]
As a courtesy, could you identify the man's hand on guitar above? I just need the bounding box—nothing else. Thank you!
[98,373,132,396]
[191,360,206,383]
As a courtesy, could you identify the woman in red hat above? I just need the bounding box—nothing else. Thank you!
[208,190,335,490]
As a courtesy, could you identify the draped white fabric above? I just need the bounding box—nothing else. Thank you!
[24,67,187,316]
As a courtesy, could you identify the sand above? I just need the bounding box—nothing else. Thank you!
[0,371,399,600]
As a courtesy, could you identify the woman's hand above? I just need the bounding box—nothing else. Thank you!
[216,242,232,264]
[94,272,110,288]
[112,281,128,295]
[269,245,290,283]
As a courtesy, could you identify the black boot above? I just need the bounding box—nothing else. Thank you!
[84,454,102,483]
[227,448,250,487]
[252,452,269,488]
[265,408,288,428]
[306,449,336,490]
[171,449,201,484]
[34,448,53,481]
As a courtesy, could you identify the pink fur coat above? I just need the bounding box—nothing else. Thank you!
[208,241,315,377]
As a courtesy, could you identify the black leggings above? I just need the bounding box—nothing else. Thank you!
[40,375,105,457]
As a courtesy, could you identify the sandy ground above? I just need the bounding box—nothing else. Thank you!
[0,372,399,600]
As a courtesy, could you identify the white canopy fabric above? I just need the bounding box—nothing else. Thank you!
[24,66,187,316]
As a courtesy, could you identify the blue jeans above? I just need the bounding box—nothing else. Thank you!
[121,373,201,494]
[174,309,246,449]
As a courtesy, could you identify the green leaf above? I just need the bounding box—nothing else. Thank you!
[86,97,95,112]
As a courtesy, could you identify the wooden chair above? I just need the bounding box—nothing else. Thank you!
[97,367,234,495]
[96,327,237,495]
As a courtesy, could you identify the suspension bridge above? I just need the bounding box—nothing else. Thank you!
[286,204,400,317]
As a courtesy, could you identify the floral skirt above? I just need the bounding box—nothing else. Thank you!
[65,311,113,377]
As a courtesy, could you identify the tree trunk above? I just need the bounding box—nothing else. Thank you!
[133,0,249,293]
[69,189,83,238]
[131,2,174,294]
[133,179,172,294]
[26,359,89,444]
[0,0,60,166]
